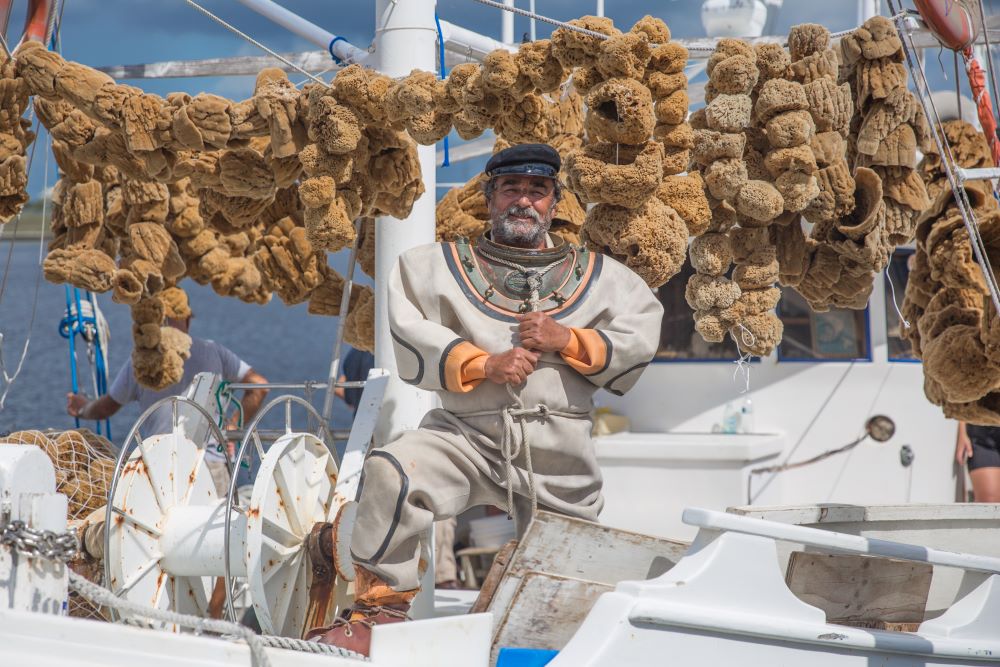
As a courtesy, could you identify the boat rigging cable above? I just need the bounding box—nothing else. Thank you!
[470,0,860,52]
[179,0,334,88]
[888,1,1000,315]
[0,0,64,410]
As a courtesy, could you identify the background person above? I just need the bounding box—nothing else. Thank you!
[66,287,268,494]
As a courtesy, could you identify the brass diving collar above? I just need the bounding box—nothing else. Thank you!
[475,232,571,267]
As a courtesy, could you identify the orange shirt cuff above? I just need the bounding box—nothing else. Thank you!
[443,341,490,392]
[559,328,608,375]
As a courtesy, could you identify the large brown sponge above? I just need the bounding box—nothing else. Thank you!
[582,197,688,287]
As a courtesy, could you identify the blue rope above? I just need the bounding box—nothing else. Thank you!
[433,11,451,167]
[328,35,348,65]
[58,288,111,438]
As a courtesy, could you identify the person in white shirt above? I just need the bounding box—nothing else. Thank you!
[66,288,268,493]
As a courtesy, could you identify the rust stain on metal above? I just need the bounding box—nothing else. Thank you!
[188,469,196,486]
[247,506,260,519]
[114,514,124,526]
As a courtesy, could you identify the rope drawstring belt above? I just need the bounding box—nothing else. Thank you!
[455,397,589,523]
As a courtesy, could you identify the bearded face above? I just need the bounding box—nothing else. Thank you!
[487,175,557,249]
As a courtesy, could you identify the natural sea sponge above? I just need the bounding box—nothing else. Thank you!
[775,170,820,212]
[43,247,117,292]
[705,94,752,133]
[733,258,780,289]
[730,311,783,356]
[804,79,853,133]
[516,40,567,93]
[707,39,756,77]
[855,58,909,109]
[835,167,884,240]
[737,286,782,315]
[754,43,791,84]
[344,285,376,352]
[597,31,652,80]
[840,15,903,66]
[656,173,712,236]
[585,77,655,144]
[736,179,784,223]
[686,273,741,311]
[551,16,621,69]
[630,15,670,44]
[788,24,830,62]
[255,216,324,305]
[730,225,775,264]
[689,232,732,275]
[710,55,759,95]
[646,71,687,101]
[692,129,744,165]
[481,51,521,95]
[788,49,839,86]
[571,66,605,96]
[307,268,350,316]
[704,157,747,201]
[307,94,362,154]
[565,140,664,208]
[582,197,688,287]
[923,325,1000,404]
[653,89,689,125]
[653,122,694,149]
[497,93,550,144]
[805,160,856,223]
[755,79,809,122]
[647,42,689,76]
[810,131,846,166]
[772,220,810,286]
[764,145,818,177]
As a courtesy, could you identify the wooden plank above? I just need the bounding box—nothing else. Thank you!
[486,511,689,637]
[470,539,517,614]
[491,572,612,662]
[785,552,933,625]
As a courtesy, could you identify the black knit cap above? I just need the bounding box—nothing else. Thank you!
[484,143,560,179]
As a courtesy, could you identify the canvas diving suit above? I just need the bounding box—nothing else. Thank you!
[349,233,663,592]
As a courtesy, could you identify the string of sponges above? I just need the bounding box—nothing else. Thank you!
[901,121,1000,425]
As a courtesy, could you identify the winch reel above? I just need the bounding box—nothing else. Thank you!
[104,393,345,637]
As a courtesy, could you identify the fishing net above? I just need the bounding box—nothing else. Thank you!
[5,428,116,620]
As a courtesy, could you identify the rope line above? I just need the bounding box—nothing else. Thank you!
[179,0,331,88]
[67,571,367,664]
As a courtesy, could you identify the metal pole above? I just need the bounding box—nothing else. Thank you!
[529,0,536,41]
[235,0,369,63]
[596,0,605,18]
[321,218,363,424]
[502,0,514,43]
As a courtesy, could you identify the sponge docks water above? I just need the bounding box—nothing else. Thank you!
[4,0,1000,666]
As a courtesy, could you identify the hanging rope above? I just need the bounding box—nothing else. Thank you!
[961,47,1000,167]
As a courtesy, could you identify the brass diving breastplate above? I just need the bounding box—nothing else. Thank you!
[454,234,590,314]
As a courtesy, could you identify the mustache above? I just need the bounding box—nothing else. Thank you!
[498,205,542,224]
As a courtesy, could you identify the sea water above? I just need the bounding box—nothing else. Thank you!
[0,241,357,442]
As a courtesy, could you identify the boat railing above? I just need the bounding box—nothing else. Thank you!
[683,507,1000,575]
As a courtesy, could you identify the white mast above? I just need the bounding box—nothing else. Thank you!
[372,0,438,447]
[502,0,515,43]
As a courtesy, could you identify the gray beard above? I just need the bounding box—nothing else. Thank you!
[492,205,552,248]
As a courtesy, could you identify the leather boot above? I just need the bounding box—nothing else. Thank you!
[306,566,418,656]
[306,602,410,656]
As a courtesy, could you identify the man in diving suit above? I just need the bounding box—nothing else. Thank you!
[310,143,664,654]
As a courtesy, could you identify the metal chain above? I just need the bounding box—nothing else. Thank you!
[1,519,78,562]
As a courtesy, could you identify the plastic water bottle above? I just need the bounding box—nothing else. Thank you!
[740,398,755,434]
[721,402,741,434]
